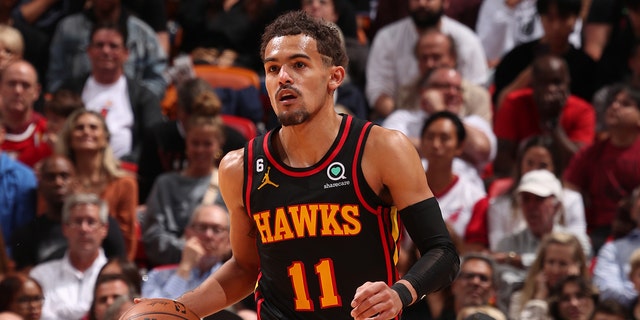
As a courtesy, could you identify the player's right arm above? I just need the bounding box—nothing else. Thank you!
[351,127,460,320]
[177,149,260,318]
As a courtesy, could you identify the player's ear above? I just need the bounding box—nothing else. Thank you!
[328,65,345,91]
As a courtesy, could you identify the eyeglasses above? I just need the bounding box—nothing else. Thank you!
[66,217,103,229]
[191,223,229,235]
[16,295,44,305]
[458,272,491,283]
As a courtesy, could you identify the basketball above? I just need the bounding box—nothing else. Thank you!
[119,298,201,320]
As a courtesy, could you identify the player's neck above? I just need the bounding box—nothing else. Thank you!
[276,112,342,168]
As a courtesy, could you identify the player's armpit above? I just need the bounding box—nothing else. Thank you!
[363,126,433,209]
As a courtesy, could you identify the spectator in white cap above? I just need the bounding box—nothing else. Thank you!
[489,169,592,314]
[494,169,591,270]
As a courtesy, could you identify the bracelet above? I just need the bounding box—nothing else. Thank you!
[391,283,413,307]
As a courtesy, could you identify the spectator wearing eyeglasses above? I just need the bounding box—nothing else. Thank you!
[382,66,496,187]
[401,252,503,320]
[142,204,254,319]
[0,273,44,320]
[452,253,502,316]
[143,204,231,299]
[29,193,109,320]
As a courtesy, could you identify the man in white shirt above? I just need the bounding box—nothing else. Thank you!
[383,66,496,187]
[30,193,109,320]
[60,22,164,165]
[366,0,488,120]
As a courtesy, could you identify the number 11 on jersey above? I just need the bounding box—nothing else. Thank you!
[287,258,342,311]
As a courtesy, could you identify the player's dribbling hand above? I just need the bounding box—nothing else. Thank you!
[350,281,403,320]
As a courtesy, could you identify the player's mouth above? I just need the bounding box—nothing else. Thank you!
[277,89,299,105]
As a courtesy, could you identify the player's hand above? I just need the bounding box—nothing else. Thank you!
[350,281,403,320]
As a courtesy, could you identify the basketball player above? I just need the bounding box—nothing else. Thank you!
[177,10,460,320]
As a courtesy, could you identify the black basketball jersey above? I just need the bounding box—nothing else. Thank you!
[243,115,401,320]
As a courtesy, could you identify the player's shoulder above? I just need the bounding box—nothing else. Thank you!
[366,124,416,153]
[219,148,245,176]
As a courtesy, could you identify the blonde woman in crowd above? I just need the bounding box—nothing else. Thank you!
[510,232,589,319]
[56,109,138,260]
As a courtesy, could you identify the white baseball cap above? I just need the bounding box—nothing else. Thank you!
[516,169,563,199]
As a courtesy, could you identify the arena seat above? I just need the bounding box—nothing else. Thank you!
[221,114,258,140]
[161,64,261,120]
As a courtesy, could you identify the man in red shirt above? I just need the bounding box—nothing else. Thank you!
[0,59,51,167]
[493,54,595,177]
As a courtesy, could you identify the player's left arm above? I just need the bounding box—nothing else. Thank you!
[351,126,460,320]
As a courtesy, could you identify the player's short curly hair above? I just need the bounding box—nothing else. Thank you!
[260,10,348,68]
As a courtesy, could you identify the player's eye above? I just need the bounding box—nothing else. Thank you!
[266,65,279,73]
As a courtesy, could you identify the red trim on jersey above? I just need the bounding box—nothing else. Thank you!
[377,207,396,286]
[255,272,264,318]
[352,121,376,213]
[245,139,256,217]
[263,116,353,177]
[432,175,459,198]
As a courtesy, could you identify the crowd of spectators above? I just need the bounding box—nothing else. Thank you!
[1,0,640,319]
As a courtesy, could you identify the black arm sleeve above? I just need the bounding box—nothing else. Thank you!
[399,197,460,299]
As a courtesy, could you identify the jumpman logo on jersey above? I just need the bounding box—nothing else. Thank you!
[258,166,279,189]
